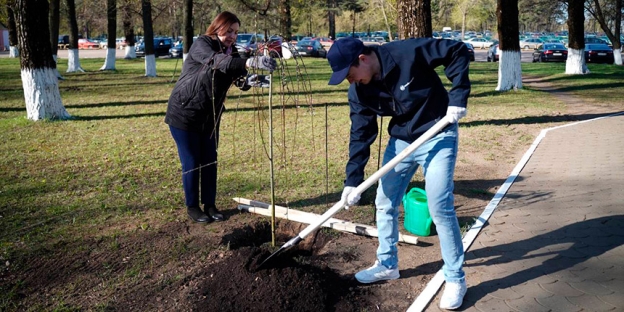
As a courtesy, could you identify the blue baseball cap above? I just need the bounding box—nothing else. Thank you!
[327,37,364,85]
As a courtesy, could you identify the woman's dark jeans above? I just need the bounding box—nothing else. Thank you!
[169,125,218,208]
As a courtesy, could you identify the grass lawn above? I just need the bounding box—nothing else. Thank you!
[1,55,623,310]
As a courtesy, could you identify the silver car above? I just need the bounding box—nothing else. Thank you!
[519,38,544,50]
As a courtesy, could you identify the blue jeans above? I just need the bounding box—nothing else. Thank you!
[169,125,219,208]
[375,123,465,283]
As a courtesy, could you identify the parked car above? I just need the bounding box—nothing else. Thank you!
[135,37,173,57]
[78,39,100,49]
[169,42,183,58]
[360,37,382,46]
[116,38,127,49]
[290,34,306,44]
[294,40,327,58]
[465,37,493,49]
[585,37,608,45]
[464,42,475,61]
[313,36,334,48]
[97,40,108,49]
[532,43,568,62]
[519,38,544,50]
[235,33,263,57]
[486,44,500,62]
[257,36,283,57]
[58,35,70,49]
[584,44,614,64]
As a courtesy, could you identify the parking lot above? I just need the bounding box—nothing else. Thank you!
[3,47,620,63]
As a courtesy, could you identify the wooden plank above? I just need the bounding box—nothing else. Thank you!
[234,198,419,245]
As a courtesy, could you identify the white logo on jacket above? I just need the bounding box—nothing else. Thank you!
[399,77,414,91]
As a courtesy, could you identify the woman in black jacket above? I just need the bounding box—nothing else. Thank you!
[165,11,276,223]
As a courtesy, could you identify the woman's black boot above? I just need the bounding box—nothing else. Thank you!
[206,206,224,221]
[187,206,211,223]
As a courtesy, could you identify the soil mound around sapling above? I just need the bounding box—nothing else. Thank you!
[191,247,371,311]
[189,220,374,311]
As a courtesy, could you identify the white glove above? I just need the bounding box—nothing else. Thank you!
[446,106,467,123]
[247,74,270,88]
[245,55,277,72]
[341,186,361,208]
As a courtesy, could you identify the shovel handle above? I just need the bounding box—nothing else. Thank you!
[297,117,452,240]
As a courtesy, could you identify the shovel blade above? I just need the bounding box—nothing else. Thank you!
[254,236,302,271]
[256,245,287,270]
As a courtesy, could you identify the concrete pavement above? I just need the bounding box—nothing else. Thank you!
[421,113,624,311]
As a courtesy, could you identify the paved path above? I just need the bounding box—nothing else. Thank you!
[427,113,624,311]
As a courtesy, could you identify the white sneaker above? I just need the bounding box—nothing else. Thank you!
[439,280,467,310]
[355,260,400,283]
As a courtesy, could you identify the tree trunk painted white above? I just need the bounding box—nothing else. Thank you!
[565,48,589,74]
[66,49,84,73]
[144,54,157,77]
[183,53,188,62]
[124,46,136,59]
[100,48,117,70]
[52,55,64,79]
[614,49,622,66]
[21,67,69,120]
[9,46,19,58]
[496,50,522,91]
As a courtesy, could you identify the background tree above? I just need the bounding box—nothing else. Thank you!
[49,0,63,78]
[518,0,565,32]
[183,0,192,60]
[12,0,69,120]
[121,0,137,59]
[48,0,60,61]
[495,0,522,91]
[100,0,116,70]
[343,0,367,35]
[7,5,18,57]
[452,0,477,40]
[565,0,588,74]
[432,0,454,30]
[279,0,292,39]
[141,0,156,77]
[398,0,432,38]
[66,0,84,72]
[586,0,622,65]
[471,0,497,32]
[237,0,275,37]
[373,0,396,40]
[328,0,336,38]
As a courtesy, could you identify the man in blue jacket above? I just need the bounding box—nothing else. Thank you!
[327,37,470,310]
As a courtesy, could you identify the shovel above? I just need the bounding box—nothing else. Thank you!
[256,117,452,269]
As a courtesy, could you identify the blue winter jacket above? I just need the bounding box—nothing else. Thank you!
[345,38,471,187]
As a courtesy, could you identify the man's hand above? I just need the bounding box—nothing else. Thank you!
[341,186,361,208]
[446,106,467,123]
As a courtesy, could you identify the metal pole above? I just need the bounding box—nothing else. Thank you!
[268,73,276,247]
[170,57,180,83]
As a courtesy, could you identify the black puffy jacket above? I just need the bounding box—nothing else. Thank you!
[165,35,248,133]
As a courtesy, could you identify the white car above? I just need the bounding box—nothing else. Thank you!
[465,38,494,49]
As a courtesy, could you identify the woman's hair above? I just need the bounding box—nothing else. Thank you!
[205,11,241,38]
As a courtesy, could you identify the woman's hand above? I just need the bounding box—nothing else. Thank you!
[245,55,277,72]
